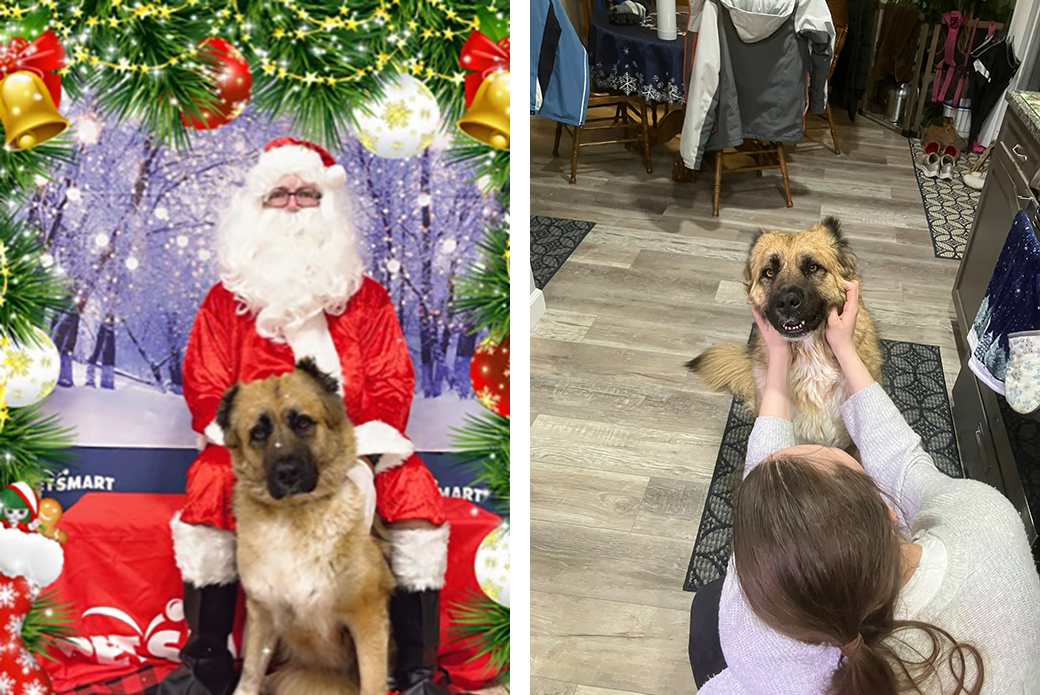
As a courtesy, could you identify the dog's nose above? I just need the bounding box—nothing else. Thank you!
[274,460,302,488]
[775,288,804,314]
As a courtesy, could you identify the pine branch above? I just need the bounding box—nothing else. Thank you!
[453,410,509,512]
[0,404,75,490]
[0,215,70,345]
[452,593,510,676]
[0,139,76,212]
[22,590,75,660]
[454,222,508,344]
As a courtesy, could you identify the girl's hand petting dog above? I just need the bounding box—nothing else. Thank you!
[825,280,876,396]
[749,301,791,366]
[825,280,860,360]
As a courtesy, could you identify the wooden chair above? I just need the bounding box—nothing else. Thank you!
[805,0,849,154]
[712,141,793,217]
[552,0,653,184]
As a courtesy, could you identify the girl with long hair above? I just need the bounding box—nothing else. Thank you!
[688,280,1040,695]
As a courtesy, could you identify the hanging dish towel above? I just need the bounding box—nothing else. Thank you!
[1006,330,1040,415]
[968,211,1040,395]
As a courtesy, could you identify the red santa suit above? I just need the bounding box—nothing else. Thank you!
[170,272,448,592]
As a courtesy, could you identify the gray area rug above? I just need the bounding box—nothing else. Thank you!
[530,216,596,289]
[908,138,982,261]
[684,339,963,592]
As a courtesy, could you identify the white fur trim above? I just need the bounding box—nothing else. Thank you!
[354,421,415,474]
[284,313,345,394]
[347,461,377,531]
[170,513,237,586]
[0,527,63,587]
[326,164,347,187]
[204,420,226,446]
[246,146,331,196]
[388,524,449,591]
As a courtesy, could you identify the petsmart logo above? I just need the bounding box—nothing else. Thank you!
[55,600,220,665]
[440,485,491,504]
[42,468,116,493]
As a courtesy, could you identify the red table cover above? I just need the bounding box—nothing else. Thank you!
[44,492,503,693]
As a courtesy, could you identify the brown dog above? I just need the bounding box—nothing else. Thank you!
[687,217,883,448]
[218,359,395,695]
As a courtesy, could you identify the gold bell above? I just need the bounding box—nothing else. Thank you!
[0,71,69,150]
[457,69,510,150]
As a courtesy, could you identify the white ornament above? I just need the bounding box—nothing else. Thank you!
[0,328,60,408]
[353,74,442,159]
[474,522,510,607]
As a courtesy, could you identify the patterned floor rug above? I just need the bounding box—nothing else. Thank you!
[684,339,963,592]
[531,216,596,289]
[908,138,981,261]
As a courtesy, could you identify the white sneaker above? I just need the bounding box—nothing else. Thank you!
[915,152,940,178]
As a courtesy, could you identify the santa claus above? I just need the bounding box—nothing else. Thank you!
[158,138,450,695]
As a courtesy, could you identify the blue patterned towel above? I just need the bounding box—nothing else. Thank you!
[968,211,1040,395]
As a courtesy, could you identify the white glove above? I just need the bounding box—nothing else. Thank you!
[347,460,377,531]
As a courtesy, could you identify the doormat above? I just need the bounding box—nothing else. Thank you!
[908,138,982,261]
[683,339,963,592]
[530,216,596,289]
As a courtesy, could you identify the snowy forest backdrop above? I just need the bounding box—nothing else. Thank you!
[30,95,495,450]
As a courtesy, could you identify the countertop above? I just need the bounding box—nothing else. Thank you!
[1008,90,1040,142]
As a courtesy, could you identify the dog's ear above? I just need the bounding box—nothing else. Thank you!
[216,383,241,448]
[744,229,768,284]
[819,216,857,277]
[294,359,348,430]
[295,357,341,394]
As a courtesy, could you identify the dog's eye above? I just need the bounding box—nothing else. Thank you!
[808,263,818,273]
[250,418,272,444]
[292,414,315,436]
[763,268,774,279]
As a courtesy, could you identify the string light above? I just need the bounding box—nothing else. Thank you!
[0,0,493,87]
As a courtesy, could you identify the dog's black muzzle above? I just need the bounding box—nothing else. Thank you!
[265,448,319,499]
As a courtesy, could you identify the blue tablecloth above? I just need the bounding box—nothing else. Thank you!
[588,10,689,104]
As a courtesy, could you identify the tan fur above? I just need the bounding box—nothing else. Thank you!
[225,368,396,695]
[688,219,883,448]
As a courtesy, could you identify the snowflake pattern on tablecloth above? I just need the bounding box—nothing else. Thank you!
[0,672,14,695]
[0,585,14,610]
[592,62,684,104]
[908,138,982,260]
[683,340,963,592]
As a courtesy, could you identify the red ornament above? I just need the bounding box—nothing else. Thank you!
[0,573,54,695]
[470,334,509,417]
[180,37,252,130]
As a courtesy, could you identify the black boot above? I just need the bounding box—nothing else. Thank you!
[157,582,239,695]
[390,589,451,695]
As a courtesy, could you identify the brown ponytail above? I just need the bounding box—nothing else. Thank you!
[732,455,984,695]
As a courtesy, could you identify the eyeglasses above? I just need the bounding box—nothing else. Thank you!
[263,188,323,208]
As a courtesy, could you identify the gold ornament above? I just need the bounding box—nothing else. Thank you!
[0,71,69,150]
[457,69,509,150]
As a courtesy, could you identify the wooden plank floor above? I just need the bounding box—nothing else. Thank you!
[529,111,966,695]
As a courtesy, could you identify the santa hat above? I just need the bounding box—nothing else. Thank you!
[5,482,39,523]
[246,137,348,193]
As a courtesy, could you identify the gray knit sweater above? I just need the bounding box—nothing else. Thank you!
[699,383,1040,695]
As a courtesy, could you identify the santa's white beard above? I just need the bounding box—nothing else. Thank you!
[217,192,364,341]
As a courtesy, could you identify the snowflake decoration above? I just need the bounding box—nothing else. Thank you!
[618,73,638,95]
[475,386,500,412]
[381,100,412,129]
[0,671,13,695]
[0,583,15,609]
[18,648,39,675]
[5,615,22,639]
[3,350,31,378]
[24,679,47,695]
